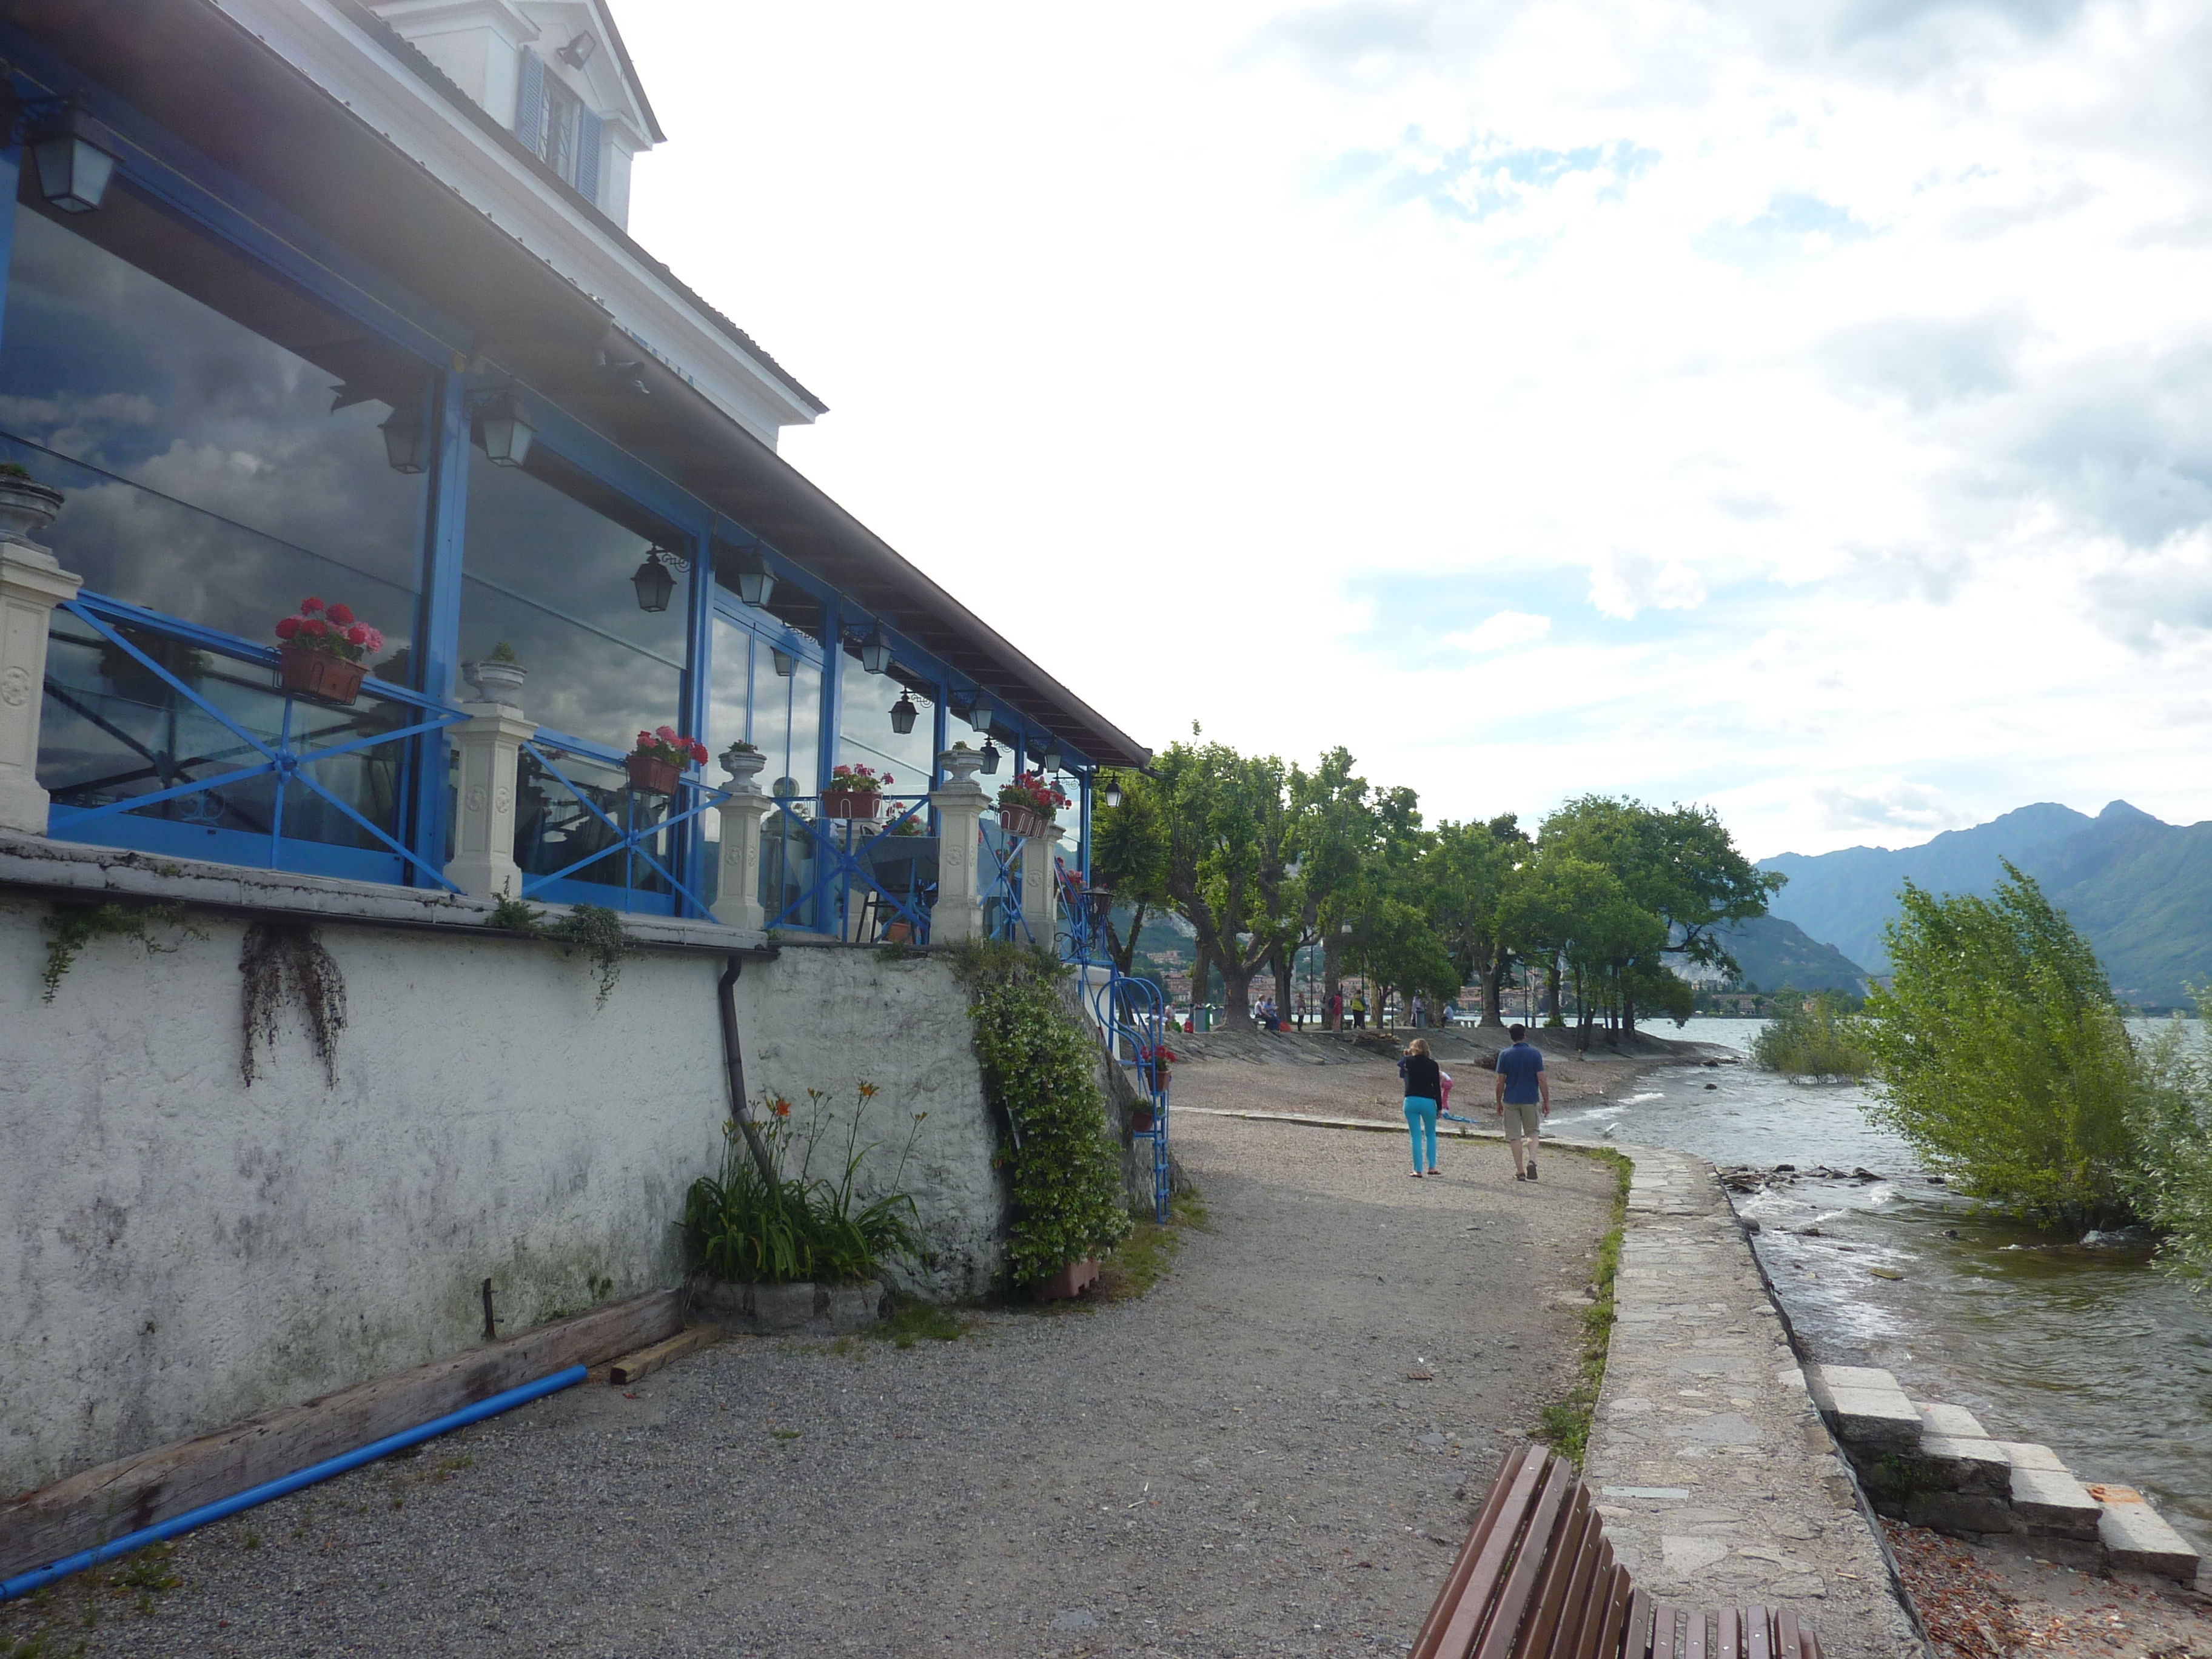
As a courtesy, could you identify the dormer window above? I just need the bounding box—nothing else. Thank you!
[516,49,603,204]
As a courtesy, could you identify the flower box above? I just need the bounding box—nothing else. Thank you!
[626,752,682,795]
[998,803,1052,840]
[821,789,880,820]
[1036,1256,1099,1302]
[279,644,367,706]
[1130,1105,1156,1134]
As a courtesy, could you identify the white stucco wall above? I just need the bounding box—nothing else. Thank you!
[0,900,1001,1498]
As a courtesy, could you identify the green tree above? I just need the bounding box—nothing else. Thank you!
[1859,865,2137,1227]
[1426,814,1529,1025]
[1151,734,1298,1024]
[1091,766,1169,978]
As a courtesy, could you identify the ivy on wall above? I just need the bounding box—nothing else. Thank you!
[952,942,1132,1287]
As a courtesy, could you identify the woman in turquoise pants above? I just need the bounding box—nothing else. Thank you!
[1401,1037,1443,1176]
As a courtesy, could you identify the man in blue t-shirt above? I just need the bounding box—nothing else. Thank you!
[1493,1024,1550,1182]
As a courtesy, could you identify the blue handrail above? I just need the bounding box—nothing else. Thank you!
[517,733,726,916]
[763,793,937,940]
[47,595,469,891]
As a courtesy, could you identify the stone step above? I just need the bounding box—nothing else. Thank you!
[1997,1441,2068,1474]
[1911,1399,1991,1440]
[1805,1364,1922,1451]
[2091,1487,2201,1584]
[2009,1466,2104,1541]
[1913,1433,2013,1495]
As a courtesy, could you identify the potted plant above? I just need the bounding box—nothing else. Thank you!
[821,762,891,820]
[996,771,1068,840]
[719,740,767,786]
[273,597,384,705]
[464,641,527,703]
[0,461,63,543]
[628,726,709,795]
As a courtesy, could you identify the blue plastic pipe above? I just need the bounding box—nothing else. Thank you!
[1,1362,586,1601]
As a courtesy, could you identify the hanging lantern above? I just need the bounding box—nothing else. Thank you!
[1041,741,1063,772]
[890,692,918,735]
[732,556,774,608]
[771,647,797,677]
[965,693,995,732]
[29,104,118,215]
[979,740,1000,775]
[378,409,427,474]
[631,549,677,613]
[1103,776,1124,810]
[859,629,893,675]
[475,394,535,468]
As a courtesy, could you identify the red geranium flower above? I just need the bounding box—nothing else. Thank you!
[301,617,329,637]
[345,625,369,645]
[300,597,324,614]
[274,616,300,640]
[326,602,355,627]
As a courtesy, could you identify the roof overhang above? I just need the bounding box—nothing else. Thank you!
[0,0,1151,769]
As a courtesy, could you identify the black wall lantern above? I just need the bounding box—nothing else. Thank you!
[859,629,893,675]
[979,739,1001,775]
[473,393,535,468]
[771,647,797,677]
[1041,742,1063,772]
[28,102,118,214]
[1103,776,1124,810]
[631,548,679,612]
[890,692,918,735]
[965,694,996,732]
[731,555,774,608]
[378,410,427,475]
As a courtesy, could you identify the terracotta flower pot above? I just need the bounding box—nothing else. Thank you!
[1036,1256,1099,1302]
[626,752,681,795]
[1130,1107,1156,1133]
[998,803,1052,840]
[820,789,880,820]
[279,645,367,706]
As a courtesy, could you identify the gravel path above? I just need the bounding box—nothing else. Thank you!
[1170,1051,1674,1127]
[2,1114,1617,1659]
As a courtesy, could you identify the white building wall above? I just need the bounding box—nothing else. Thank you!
[0,902,1004,1498]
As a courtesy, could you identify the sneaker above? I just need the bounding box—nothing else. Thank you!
[1526,1162,1539,1181]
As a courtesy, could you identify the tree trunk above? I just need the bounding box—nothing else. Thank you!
[1322,936,1342,1029]
[1544,953,1563,1025]
[1219,957,1255,1026]
[1622,985,1638,1040]
[1191,937,1209,1028]
[1481,942,1509,1027]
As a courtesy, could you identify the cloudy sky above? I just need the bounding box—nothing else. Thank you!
[622,0,2212,858]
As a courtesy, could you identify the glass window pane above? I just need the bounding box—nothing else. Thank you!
[514,742,673,900]
[0,201,425,670]
[458,452,684,749]
[837,665,934,802]
[751,648,819,799]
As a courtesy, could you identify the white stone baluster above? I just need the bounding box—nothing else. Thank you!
[446,697,535,899]
[927,744,989,943]
[0,527,82,836]
[1020,816,1062,951]
[711,745,772,931]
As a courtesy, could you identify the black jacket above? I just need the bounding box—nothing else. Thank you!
[1402,1054,1442,1100]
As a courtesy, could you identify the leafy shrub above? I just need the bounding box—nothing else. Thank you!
[683,1084,922,1284]
[953,941,1132,1286]
[2123,1011,2212,1286]
[1858,865,2137,1227]
[1749,987,1873,1079]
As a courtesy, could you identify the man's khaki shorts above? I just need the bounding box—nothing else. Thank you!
[1500,1099,1543,1140]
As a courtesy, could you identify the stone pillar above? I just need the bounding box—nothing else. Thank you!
[1021,817,1062,951]
[445,700,535,899]
[0,538,82,835]
[927,745,989,944]
[711,749,772,931]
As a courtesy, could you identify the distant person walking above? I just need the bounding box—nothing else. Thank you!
[1401,1037,1442,1178]
[1326,988,1343,1031]
[1493,1024,1550,1181]
[1351,991,1367,1030]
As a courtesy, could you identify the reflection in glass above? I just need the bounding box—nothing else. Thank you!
[0,202,425,663]
[838,668,936,794]
[752,647,820,798]
[458,454,683,747]
[514,743,676,905]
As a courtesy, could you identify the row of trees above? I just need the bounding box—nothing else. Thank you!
[1091,729,1780,1037]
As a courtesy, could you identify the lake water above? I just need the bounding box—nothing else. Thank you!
[1548,1016,2212,1553]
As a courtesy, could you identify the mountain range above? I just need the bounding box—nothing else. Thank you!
[1758,801,2212,1007]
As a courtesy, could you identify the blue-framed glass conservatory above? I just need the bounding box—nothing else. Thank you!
[0,0,1147,936]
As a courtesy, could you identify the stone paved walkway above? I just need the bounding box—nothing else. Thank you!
[1587,1144,1923,1659]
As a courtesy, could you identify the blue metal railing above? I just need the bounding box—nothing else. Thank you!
[44,593,468,890]
[516,732,726,917]
[1065,883,1173,1223]
[763,793,936,940]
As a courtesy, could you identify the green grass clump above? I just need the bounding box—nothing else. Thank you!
[1537,1147,1632,1466]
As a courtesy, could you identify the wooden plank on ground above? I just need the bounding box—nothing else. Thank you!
[606,1325,722,1385]
[0,1288,684,1578]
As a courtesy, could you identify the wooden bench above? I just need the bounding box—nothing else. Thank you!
[1413,1445,1823,1659]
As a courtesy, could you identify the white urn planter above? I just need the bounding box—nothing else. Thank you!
[464,658,528,705]
[720,744,768,787]
[0,477,64,545]
[939,745,985,785]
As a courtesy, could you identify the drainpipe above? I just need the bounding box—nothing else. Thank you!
[717,955,778,1187]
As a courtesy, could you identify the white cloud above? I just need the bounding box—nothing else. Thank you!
[1588,552,1707,620]
[1446,610,1552,652]
[615,0,2212,858]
